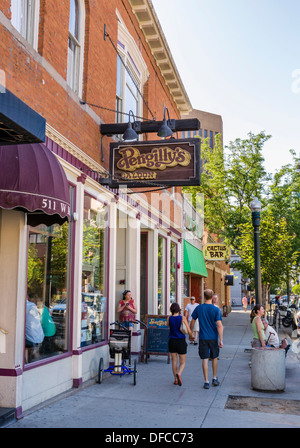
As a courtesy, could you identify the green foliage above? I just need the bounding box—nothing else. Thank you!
[183,132,300,299]
[292,284,300,295]
[234,210,299,288]
[183,131,271,247]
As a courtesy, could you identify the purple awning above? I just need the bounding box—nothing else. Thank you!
[0,143,71,226]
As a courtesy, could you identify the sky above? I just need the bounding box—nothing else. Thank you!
[151,0,300,174]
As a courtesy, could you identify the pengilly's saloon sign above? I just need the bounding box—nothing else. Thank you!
[109,139,201,188]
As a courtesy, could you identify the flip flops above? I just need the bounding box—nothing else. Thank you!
[176,373,182,386]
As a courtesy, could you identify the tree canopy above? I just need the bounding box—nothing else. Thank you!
[183,133,300,303]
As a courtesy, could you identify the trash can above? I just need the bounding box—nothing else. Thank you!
[251,348,286,392]
[223,305,227,317]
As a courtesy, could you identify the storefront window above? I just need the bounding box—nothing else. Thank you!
[184,274,190,297]
[157,235,166,315]
[26,221,71,364]
[81,194,107,347]
[170,242,177,310]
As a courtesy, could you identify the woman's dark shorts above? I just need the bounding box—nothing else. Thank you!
[168,338,187,355]
[198,339,219,359]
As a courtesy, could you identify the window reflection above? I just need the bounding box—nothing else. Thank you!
[26,222,71,363]
[170,242,177,309]
[157,236,166,315]
[81,194,107,347]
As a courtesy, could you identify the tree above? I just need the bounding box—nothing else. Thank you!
[183,131,271,248]
[233,210,299,306]
[183,132,300,304]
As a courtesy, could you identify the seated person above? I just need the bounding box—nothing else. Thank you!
[261,318,279,348]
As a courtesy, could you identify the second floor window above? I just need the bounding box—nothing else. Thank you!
[11,0,40,49]
[115,12,149,125]
[67,0,85,96]
[115,54,141,124]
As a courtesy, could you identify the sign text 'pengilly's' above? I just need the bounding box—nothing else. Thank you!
[116,146,191,172]
[109,139,201,187]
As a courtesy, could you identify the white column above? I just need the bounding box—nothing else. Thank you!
[71,179,84,385]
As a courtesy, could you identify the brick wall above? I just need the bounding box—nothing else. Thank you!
[0,0,180,173]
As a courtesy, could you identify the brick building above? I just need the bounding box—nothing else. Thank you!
[0,0,193,419]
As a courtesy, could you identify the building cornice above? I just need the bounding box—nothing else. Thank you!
[129,0,192,114]
[46,124,107,175]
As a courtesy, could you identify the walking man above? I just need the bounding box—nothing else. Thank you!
[190,289,223,389]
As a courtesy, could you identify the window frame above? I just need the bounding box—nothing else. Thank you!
[11,0,40,50]
[169,240,177,309]
[24,186,74,367]
[157,234,167,315]
[81,191,109,349]
[67,0,85,97]
[116,10,149,124]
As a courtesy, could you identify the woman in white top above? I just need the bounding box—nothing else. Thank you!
[184,297,199,345]
[262,318,280,348]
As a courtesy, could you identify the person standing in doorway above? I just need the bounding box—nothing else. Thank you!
[117,290,137,333]
[190,289,223,389]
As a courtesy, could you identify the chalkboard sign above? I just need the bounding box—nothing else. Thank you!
[145,315,170,363]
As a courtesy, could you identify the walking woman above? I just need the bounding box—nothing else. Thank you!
[250,304,266,348]
[167,302,193,386]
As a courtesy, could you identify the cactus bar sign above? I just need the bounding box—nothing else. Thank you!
[203,243,231,260]
[109,138,201,188]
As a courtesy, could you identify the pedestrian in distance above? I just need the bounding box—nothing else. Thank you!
[190,289,223,389]
[242,296,248,312]
[167,302,193,386]
[250,304,266,348]
[212,293,219,308]
[184,296,199,345]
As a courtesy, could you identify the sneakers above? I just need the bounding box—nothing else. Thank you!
[204,378,220,389]
[212,377,220,387]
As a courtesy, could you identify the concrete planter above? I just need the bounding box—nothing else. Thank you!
[251,348,286,392]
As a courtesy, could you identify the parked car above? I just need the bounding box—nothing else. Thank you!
[51,298,67,336]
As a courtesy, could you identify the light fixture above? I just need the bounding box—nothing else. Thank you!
[157,107,175,138]
[250,197,262,212]
[123,110,138,141]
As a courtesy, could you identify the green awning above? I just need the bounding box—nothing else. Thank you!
[183,240,208,277]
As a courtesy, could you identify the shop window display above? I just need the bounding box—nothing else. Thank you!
[25,221,71,363]
[81,194,107,347]
[170,242,177,309]
[157,235,166,315]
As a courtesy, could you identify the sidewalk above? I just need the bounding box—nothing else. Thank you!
[7,308,300,429]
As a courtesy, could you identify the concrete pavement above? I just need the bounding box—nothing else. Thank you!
[7,308,300,429]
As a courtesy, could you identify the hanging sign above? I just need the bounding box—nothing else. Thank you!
[108,138,201,188]
[203,243,231,260]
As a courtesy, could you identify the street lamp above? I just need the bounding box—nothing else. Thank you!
[250,197,262,305]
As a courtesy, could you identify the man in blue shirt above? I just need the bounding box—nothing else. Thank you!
[190,289,223,389]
